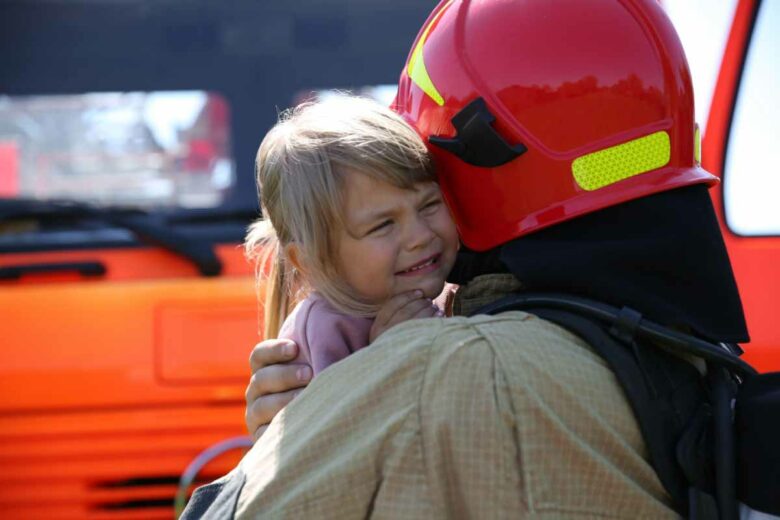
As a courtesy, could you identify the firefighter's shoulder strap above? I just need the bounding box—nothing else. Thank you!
[472,292,770,520]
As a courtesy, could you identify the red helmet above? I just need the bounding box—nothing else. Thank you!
[393,0,716,251]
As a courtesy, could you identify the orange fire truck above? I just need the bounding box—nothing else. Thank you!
[0,0,776,518]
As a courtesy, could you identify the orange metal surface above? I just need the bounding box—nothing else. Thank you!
[0,244,259,518]
[0,403,247,519]
[0,247,259,411]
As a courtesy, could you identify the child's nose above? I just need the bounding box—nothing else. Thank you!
[405,216,436,250]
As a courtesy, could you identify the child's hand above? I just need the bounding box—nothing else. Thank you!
[246,339,312,441]
[369,290,440,342]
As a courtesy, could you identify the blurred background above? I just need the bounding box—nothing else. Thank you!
[0,0,430,213]
[666,0,778,235]
[0,0,776,518]
[1,0,776,237]
[0,2,439,518]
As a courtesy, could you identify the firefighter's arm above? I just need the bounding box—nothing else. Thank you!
[245,339,312,441]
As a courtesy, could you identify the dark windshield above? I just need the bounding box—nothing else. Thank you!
[0,0,435,217]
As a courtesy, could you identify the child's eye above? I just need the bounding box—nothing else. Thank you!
[420,199,442,214]
[368,220,393,235]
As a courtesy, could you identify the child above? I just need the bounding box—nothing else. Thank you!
[245,95,459,376]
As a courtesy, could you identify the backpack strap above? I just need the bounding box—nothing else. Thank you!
[472,292,756,519]
[524,306,697,515]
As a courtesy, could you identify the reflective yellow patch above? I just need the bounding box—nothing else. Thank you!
[572,131,671,191]
[694,125,701,164]
[406,0,452,106]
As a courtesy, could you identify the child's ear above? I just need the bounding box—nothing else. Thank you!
[283,243,305,274]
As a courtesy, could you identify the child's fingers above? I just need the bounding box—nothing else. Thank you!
[370,297,438,342]
[245,363,311,404]
[246,387,304,440]
[393,300,438,325]
[389,297,435,324]
[375,290,424,326]
[249,338,298,373]
[409,301,439,320]
[245,339,311,438]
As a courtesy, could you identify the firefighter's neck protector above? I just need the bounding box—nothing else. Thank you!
[492,185,748,344]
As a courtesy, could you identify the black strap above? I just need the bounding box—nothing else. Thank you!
[472,292,764,519]
[610,306,643,344]
[526,307,693,515]
[471,293,744,517]
[475,293,756,377]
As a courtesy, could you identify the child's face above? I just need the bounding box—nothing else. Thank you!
[336,172,459,305]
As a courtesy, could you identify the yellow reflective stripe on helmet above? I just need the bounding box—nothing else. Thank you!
[572,131,671,191]
[694,124,701,164]
[406,0,452,106]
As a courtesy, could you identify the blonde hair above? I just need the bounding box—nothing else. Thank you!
[245,95,435,339]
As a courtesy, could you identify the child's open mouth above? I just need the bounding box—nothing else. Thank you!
[396,254,440,276]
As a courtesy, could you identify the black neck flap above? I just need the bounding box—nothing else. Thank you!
[450,185,749,344]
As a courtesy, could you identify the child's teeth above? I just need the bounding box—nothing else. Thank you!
[409,258,434,272]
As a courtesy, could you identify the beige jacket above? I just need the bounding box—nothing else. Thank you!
[235,275,678,519]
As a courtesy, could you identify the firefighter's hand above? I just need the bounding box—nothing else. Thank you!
[369,290,439,343]
[245,338,312,442]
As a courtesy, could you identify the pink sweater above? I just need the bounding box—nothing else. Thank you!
[279,285,456,376]
[278,293,373,376]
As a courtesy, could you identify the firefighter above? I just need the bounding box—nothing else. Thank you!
[230,0,749,517]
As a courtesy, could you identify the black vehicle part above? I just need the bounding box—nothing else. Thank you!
[0,261,106,280]
[0,199,222,276]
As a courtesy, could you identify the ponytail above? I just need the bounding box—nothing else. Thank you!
[245,220,302,340]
